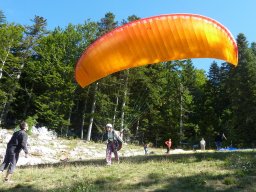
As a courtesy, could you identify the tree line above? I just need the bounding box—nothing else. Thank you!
[0,10,256,148]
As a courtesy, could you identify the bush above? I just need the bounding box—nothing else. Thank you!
[25,115,38,135]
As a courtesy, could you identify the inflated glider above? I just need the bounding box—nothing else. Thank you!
[75,13,238,87]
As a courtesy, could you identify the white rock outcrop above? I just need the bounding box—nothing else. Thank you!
[0,126,147,167]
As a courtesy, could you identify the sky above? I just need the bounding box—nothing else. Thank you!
[1,0,256,72]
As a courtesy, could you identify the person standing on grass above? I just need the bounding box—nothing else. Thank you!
[103,123,124,166]
[215,132,227,150]
[143,143,149,155]
[165,138,172,154]
[200,138,206,150]
[0,121,29,182]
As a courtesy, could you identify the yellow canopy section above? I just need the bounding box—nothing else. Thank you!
[75,13,238,87]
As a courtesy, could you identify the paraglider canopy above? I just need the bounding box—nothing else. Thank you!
[75,13,238,87]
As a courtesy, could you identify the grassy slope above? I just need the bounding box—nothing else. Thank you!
[0,146,255,192]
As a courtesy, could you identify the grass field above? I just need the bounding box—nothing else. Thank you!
[0,150,255,192]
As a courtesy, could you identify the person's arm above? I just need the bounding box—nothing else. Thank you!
[113,131,124,143]
[21,132,29,155]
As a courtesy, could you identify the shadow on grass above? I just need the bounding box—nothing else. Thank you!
[132,172,255,192]
[16,150,256,170]
[0,183,39,192]
[2,171,254,192]
[1,151,255,192]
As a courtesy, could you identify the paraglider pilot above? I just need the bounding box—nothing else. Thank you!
[103,123,123,166]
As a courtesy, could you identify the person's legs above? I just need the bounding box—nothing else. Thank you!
[5,153,18,181]
[106,143,113,165]
[144,147,148,155]
[0,159,8,172]
[4,173,12,182]
[219,142,222,149]
[110,142,119,163]
[200,144,205,150]
[215,141,221,150]
[113,148,119,163]
[0,149,11,172]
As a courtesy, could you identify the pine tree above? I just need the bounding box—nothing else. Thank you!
[0,23,24,125]
[227,33,256,147]
[0,10,6,24]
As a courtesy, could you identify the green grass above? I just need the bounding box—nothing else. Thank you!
[0,150,255,192]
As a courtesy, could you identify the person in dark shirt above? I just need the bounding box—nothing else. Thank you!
[0,121,29,182]
[143,143,149,155]
[215,132,227,150]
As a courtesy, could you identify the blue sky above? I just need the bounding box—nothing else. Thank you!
[1,0,256,71]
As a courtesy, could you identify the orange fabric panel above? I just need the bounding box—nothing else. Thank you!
[75,14,238,87]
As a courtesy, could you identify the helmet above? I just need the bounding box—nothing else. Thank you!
[106,123,113,128]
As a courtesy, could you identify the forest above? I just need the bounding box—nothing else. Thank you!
[0,10,256,149]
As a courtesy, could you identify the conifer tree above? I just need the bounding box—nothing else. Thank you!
[227,33,256,146]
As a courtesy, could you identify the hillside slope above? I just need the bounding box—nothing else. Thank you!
[0,127,170,167]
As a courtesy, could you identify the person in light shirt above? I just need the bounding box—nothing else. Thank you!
[200,138,206,150]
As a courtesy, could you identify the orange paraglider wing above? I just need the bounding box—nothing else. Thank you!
[75,13,238,87]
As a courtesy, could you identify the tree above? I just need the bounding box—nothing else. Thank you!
[12,16,48,120]
[0,23,24,125]
[70,19,98,138]
[0,10,6,24]
[97,12,118,36]
[227,34,256,147]
[84,12,119,140]
[25,25,80,131]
